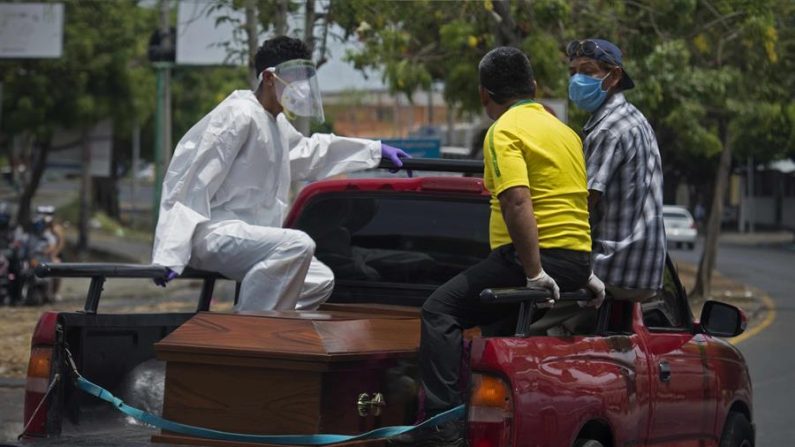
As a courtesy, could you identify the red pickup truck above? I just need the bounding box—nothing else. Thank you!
[19,159,753,447]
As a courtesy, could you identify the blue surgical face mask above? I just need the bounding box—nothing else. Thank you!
[568,73,609,113]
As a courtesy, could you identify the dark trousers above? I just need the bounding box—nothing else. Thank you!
[419,244,591,416]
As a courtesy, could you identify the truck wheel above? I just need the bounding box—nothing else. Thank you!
[719,412,754,447]
[574,440,604,447]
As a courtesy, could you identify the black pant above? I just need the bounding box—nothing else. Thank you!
[419,244,591,416]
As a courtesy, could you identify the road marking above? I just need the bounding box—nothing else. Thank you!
[731,293,776,345]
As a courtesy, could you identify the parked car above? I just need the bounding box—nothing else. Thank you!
[20,160,753,447]
[663,205,698,250]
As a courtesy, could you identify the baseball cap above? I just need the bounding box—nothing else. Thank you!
[567,38,635,90]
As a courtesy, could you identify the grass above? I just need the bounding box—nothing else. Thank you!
[58,197,153,243]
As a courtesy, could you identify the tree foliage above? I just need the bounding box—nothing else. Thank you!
[331,0,575,111]
[0,0,157,225]
[332,0,794,298]
[2,1,156,140]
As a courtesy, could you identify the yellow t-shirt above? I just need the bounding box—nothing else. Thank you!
[483,100,591,252]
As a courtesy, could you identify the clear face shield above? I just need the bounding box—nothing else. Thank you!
[259,59,325,123]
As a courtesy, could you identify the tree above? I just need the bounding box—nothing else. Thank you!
[332,0,575,113]
[613,0,794,299]
[0,1,156,249]
[333,0,795,299]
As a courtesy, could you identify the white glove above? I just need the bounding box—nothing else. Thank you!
[580,272,606,308]
[526,269,560,307]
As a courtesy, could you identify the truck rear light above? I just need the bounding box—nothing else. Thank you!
[468,373,513,447]
[23,312,58,437]
[32,311,58,345]
[23,347,54,436]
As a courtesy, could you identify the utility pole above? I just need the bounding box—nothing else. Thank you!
[162,0,172,171]
[295,0,315,137]
[304,0,316,53]
[0,82,3,145]
[275,0,288,35]
[748,156,755,233]
[78,129,91,253]
[427,87,434,126]
[132,121,140,217]
[153,0,173,223]
[245,0,259,89]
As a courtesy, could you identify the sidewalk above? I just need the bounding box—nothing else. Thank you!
[56,229,200,304]
[674,261,767,325]
[719,230,794,246]
[65,228,153,264]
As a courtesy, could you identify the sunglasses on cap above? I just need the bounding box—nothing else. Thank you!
[566,40,619,67]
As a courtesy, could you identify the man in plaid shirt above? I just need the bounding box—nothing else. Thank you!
[567,38,666,300]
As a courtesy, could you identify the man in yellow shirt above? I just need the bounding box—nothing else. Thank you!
[409,47,605,445]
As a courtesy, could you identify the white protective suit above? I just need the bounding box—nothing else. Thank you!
[152,90,381,311]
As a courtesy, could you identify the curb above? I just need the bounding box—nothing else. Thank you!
[0,378,24,388]
[65,238,143,264]
[731,293,776,346]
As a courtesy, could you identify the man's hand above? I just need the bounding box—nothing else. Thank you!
[580,272,606,308]
[154,268,178,287]
[527,269,560,307]
[381,143,411,173]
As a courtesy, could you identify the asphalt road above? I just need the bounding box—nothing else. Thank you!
[0,384,24,443]
[670,240,795,446]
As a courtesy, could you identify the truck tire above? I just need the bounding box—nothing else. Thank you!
[719,412,754,447]
[574,440,604,447]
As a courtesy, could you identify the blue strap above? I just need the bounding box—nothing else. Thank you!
[77,377,464,445]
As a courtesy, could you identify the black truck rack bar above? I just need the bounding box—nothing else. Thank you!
[480,288,593,337]
[35,263,236,314]
[378,158,483,174]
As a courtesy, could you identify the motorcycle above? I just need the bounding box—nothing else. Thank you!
[0,248,11,304]
[21,234,54,306]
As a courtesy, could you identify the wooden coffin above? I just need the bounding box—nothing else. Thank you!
[152,305,422,447]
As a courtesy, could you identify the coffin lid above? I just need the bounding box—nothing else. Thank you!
[155,308,420,364]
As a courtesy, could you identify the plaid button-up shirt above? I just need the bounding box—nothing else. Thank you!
[584,93,666,290]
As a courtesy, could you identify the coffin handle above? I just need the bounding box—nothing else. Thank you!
[357,392,386,417]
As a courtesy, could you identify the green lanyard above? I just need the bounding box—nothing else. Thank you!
[510,98,535,109]
[487,99,535,177]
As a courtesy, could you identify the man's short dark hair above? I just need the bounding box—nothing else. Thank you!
[255,36,311,75]
[479,47,536,104]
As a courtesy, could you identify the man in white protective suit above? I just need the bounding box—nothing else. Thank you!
[151,36,410,311]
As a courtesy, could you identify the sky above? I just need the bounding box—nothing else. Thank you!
[175,0,386,93]
[315,33,386,92]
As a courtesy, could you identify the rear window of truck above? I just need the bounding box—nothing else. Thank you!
[294,192,490,288]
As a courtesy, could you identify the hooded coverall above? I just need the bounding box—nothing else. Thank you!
[152,90,381,311]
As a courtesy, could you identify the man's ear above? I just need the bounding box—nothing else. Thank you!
[606,67,623,91]
[260,70,275,86]
[479,85,490,107]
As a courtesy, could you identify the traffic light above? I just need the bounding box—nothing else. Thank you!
[148,27,176,63]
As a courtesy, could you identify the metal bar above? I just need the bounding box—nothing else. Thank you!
[377,158,483,174]
[84,276,105,314]
[480,287,591,304]
[480,287,593,338]
[514,301,536,338]
[234,282,241,306]
[196,278,216,312]
[35,263,228,280]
